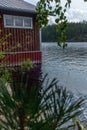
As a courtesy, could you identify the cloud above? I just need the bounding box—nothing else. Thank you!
[66,8,87,22]
[48,7,87,24]
[25,0,87,23]
[48,16,56,25]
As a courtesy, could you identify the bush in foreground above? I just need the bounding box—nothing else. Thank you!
[0,73,85,130]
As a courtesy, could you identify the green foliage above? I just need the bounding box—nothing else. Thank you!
[65,22,87,42]
[0,75,85,130]
[20,59,34,71]
[0,31,12,81]
[36,0,71,47]
[42,22,87,42]
[72,118,85,130]
[0,51,4,59]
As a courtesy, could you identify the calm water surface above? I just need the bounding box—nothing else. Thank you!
[42,42,87,95]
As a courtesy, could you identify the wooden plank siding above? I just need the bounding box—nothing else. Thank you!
[0,12,41,66]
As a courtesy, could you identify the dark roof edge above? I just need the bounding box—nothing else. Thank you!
[0,6,37,14]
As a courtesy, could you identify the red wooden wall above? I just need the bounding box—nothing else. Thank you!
[0,11,42,66]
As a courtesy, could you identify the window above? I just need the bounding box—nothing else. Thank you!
[4,15,33,29]
[24,17,32,27]
[15,17,23,27]
[4,15,13,26]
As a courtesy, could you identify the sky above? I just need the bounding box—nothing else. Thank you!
[25,0,87,23]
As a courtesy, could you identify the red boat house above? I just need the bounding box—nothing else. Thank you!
[0,0,42,66]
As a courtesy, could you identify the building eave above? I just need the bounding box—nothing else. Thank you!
[0,6,36,15]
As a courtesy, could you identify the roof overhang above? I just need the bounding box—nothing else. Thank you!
[0,6,36,15]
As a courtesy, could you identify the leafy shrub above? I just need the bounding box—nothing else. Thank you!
[0,75,85,130]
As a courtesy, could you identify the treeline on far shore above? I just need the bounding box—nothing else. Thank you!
[41,21,87,42]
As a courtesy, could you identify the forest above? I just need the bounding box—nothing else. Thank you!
[42,21,87,42]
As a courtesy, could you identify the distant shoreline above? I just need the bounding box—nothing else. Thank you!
[42,41,87,43]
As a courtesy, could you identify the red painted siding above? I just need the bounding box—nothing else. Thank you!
[0,12,41,66]
[4,51,42,66]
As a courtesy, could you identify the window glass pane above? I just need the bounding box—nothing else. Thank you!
[5,15,13,26]
[24,18,32,27]
[15,17,23,26]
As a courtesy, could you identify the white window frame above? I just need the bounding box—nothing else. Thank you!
[4,15,33,29]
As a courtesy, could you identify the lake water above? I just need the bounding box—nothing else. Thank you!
[42,42,87,120]
[42,42,87,96]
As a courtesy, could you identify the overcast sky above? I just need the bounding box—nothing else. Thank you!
[25,0,87,23]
